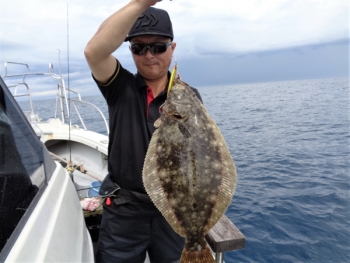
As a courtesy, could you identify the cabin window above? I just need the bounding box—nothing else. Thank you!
[0,78,45,253]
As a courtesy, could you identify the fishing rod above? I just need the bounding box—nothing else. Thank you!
[66,3,74,178]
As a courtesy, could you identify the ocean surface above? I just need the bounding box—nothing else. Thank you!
[18,77,349,262]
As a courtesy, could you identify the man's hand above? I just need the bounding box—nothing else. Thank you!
[85,0,167,83]
[133,0,162,8]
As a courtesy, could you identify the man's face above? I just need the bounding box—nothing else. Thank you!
[130,35,176,81]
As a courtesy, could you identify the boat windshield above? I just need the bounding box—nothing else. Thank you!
[0,77,49,253]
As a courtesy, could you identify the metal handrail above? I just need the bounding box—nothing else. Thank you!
[70,98,109,134]
[7,82,34,113]
[2,61,109,135]
[71,101,87,131]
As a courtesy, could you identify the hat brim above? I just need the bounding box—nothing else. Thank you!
[125,32,173,42]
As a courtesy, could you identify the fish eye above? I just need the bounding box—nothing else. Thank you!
[173,113,182,119]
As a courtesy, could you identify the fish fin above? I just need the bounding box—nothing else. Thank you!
[175,78,190,88]
[154,118,162,128]
[142,130,186,237]
[180,245,215,263]
[204,121,238,233]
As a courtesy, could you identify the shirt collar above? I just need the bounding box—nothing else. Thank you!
[135,71,172,95]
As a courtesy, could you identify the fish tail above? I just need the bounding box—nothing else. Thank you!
[180,245,215,263]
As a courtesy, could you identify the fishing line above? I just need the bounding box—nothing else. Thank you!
[67,3,72,165]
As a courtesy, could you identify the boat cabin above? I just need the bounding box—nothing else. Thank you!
[0,76,94,262]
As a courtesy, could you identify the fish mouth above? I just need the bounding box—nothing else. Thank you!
[170,100,187,106]
[161,101,190,121]
[165,112,189,121]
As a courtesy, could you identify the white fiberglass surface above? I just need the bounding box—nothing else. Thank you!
[5,163,94,263]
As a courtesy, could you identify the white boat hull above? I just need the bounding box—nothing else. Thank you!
[4,162,94,262]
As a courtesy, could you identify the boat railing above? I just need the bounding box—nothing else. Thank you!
[1,61,109,135]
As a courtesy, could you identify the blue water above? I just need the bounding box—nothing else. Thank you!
[19,77,350,262]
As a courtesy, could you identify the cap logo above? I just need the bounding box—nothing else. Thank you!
[135,14,159,29]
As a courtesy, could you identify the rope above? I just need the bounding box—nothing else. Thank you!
[49,151,101,182]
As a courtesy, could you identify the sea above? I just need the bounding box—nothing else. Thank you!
[18,77,350,263]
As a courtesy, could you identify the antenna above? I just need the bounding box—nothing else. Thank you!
[57,49,62,76]
[67,3,70,92]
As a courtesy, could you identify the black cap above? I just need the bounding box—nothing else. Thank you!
[125,7,174,42]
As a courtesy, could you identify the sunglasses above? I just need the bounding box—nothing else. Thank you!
[130,42,172,55]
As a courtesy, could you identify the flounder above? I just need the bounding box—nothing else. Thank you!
[142,79,237,263]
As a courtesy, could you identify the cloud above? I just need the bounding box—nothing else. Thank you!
[0,0,348,97]
[169,0,348,57]
[177,39,349,87]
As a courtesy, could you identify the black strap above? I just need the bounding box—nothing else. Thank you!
[115,188,153,204]
[99,173,153,205]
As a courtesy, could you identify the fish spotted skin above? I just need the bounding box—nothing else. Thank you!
[143,79,237,263]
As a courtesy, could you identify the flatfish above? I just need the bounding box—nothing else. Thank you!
[142,79,237,263]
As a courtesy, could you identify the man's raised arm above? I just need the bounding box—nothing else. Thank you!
[84,0,160,83]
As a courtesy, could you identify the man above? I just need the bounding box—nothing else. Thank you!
[85,1,202,262]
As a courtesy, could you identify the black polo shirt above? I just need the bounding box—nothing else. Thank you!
[95,60,202,215]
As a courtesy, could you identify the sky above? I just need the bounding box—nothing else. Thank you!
[0,0,349,97]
